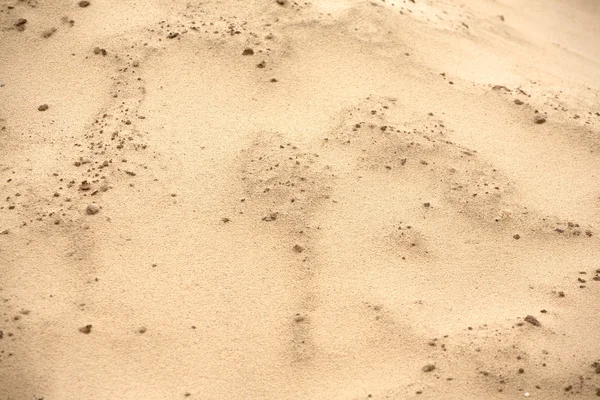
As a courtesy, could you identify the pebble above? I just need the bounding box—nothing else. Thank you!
[422,364,436,372]
[524,315,540,327]
[79,324,92,334]
[293,244,304,253]
[534,115,546,124]
[78,1,90,7]
[15,18,27,31]
[38,104,49,111]
[262,213,278,221]
[86,203,100,215]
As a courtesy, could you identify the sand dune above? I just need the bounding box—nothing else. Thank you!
[1,0,600,398]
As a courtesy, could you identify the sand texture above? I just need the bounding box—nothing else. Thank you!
[1,0,600,398]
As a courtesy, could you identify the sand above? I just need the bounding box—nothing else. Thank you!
[1,0,600,398]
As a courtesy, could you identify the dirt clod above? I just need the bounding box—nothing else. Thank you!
[262,213,278,221]
[15,18,27,31]
[422,364,436,372]
[86,203,100,215]
[524,315,540,327]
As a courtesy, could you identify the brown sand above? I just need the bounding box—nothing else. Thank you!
[1,0,600,398]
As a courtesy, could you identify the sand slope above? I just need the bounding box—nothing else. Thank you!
[1,0,600,398]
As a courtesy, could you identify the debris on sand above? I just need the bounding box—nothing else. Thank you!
[42,28,58,38]
[514,99,524,105]
[79,180,91,191]
[524,315,541,327]
[262,213,278,221]
[38,104,49,112]
[242,48,254,56]
[15,18,27,31]
[276,0,287,5]
[534,115,546,124]
[86,203,100,215]
[256,61,266,68]
[422,364,436,372]
[138,326,147,334]
[79,324,92,334]
[61,16,75,26]
[78,1,90,7]
[221,217,230,223]
[167,32,179,39]
[293,244,304,253]
[492,85,510,92]
[93,47,107,56]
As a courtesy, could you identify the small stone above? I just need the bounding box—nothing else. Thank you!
[256,61,266,68]
[138,326,147,334]
[79,324,92,334]
[79,181,91,191]
[513,234,521,240]
[514,99,524,105]
[38,104,49,111]
[534,115,546,124]
[78,1,90,7]
[524,315,540,327]
[276,0,287,5]
[15,18,27,31]
[262,213,278,221]
[518,368,525,374]
[242,48,254,56]
[167,32,179,39]
[221,217,230,223]
[293,244,304,253]
[42,27,57,38]
[422,364,436,372]
[86,203,100,215]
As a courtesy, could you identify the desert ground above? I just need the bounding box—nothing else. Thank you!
[1,0,600,398]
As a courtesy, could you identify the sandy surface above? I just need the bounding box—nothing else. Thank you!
[1,0,600,398]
